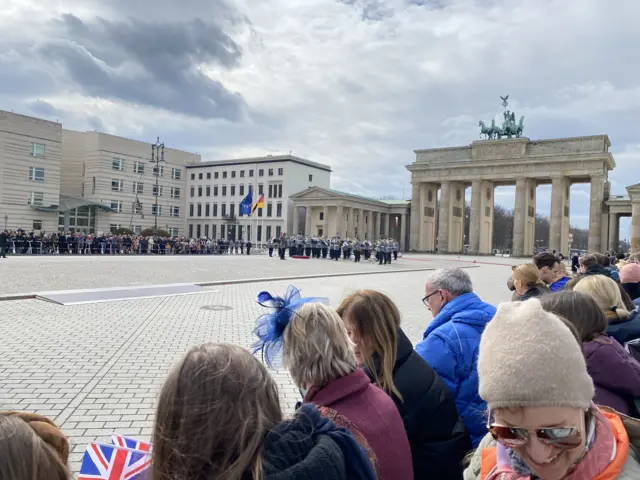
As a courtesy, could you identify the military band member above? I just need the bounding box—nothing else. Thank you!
[363,240,371,260]
[278,233,287,260]
[267,237,274,257]
[240,240,245,254]
[393,240,399,260]
[304,236,312,257]
[311,237,319,258]
[353,239,362,262]
[320,237,328,258]
[295,234,304,256]
[385,238,393,265]
[378,239,385,265]
[330,236,340,261]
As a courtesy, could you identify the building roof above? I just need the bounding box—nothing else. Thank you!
[379,199,411,205]
[290,186,407,209]
[32,195,116,213]
[185,154,332,172]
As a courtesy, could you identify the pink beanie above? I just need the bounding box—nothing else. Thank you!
[620,263,640,284]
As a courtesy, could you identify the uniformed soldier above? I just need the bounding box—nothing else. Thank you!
[240,239,245,254]
[378,239,385,265]
[342,238,350,260]
[331,236,340,261]
[311,237,319,258]
[363,240,371,260]
[304,236,312,257]
[288,235,295,257]
[393,240,399,260]
[296,234,304,256]
[321,237,328,259]
[278,234,287,260]
[385,238,393,265]
[267,237,274,257]
[353,239,361,262]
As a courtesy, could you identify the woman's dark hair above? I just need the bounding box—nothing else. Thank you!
[152,343,282,480]
[540,290,608,342]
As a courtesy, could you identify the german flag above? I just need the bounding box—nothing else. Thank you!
[251,194,264,215]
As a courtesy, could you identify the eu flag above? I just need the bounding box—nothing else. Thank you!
[240,186,253,216]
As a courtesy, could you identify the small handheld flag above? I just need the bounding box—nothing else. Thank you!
[79,441,150,479]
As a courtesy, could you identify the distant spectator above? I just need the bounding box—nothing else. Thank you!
[511,263,547,300]
[416,268,496,447]
[580,252,619,282]
[549,260,571,292]
[532,251,560,286]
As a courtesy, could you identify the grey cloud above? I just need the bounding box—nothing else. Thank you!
[35,14,247,120]
[26,100,63,118]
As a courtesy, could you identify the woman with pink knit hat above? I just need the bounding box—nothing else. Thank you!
[464,298,640,480]
[620,262,640,302]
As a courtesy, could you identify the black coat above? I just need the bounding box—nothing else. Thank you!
[366,329,471,479]
[0,232,7,247]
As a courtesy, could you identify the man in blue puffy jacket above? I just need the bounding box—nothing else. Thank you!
[415,267,497,448]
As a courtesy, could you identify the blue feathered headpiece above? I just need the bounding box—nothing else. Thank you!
[252,285,328,368]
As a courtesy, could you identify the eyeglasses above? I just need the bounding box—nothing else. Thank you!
[422,290,440,307]
[488,423,582,449]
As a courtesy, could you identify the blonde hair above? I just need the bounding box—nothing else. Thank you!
[336,290,403,401]
[512,263,544,288]
[574,275,630,320]
[556,261,568,276]
[283,302,357,388]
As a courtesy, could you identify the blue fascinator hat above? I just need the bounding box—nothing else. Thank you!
[252,285,328,368]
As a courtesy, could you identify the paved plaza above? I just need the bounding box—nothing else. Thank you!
[0,254,518,473]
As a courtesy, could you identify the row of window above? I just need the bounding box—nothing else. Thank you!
[190,167,284,181]
[187,224,282,241]
[111,158,182,180]
[30,143,46,157]
[188,202,282,218]
[189,183,283,199]
[110,201,180,217]
[110,179,181,198]
[109,225,180,236]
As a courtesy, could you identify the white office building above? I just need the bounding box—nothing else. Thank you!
[185,155,331,242]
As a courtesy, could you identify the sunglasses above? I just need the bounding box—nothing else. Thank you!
[488,423,582,449]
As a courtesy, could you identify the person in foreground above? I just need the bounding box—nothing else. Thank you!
[151,342,376,480]
[416,268,497,447]
[464,298,640,480]
[337,290,471,479]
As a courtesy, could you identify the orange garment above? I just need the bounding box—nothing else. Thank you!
[480,410,629,480]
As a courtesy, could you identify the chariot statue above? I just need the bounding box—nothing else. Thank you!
[479,95,525,140]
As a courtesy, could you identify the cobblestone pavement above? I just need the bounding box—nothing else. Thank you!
[0,258,515,474]
[0,253,510,295]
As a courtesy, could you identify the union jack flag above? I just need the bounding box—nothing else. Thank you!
[78,442,150,480]
[111,434,151,453]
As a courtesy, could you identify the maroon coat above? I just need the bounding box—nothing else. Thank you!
[584,335,640,415]
[305,369,413,480]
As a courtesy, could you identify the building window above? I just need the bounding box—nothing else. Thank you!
[205,203,210,216]
[257,207,263,217]
[29,167,45,182]
[152,205,162,216]
[239,184,245,196]
[197,204,202,217]
[214,186,219,196]
[189,204,194,217]
[171,187,181,199]
[231,171,236,178]
[222,186,227,196]
[92,177,96,194]
[198,186,203,197]
[32,220,43,230]
[278,168,283,176]
[190,186,195,197]
[189,224,194,237]
[170,206,180,217]
[112,179,123,192]
[308,174,313,182]
[204,224,209,238]
[230,203,235,217]
[276,226,282,238]
[109,224,121,233]
[258,184,264,195]
[319,211,324,220]
[134,161,145,174]
[152,185,163,196]
[206,172,211,180]
[277,203,283,217]
[266,225,272,240]
[213,203,218,217]
[27,191,44,206]
[259,169,264,177]
[268,184,273,198]
[249,169,254,177]
[133,181,143,194]
[268,168,273,176]
[214,172,219,179]
[112,157,124,171]
[230,185,236,196]
[206,186,211,196]
[191,173,195,180]
[240,170,245,178]
[212,224,217,239]
[223,171,228,179]
[278,184,283,198]
[267,203,273,217]
[134,225,142,234]
[169,227,179,236]
[30,142,46,157]
[199,173,203,180]
[154,165,164,177]
[110,200,122,212]
[221,203,227,216]
[172,168,181,180]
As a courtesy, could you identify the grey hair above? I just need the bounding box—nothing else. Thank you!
[282,302,357,389]
[426,267,473,295]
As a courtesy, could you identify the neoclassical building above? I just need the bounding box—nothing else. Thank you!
[289,187,410,247]
[407,135,640,255]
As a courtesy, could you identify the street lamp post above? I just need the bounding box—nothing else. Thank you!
[150,137,165,236]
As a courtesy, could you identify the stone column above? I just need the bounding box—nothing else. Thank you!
[292,205,299,235]
[304,206,312,236]
[365,210,371,239]
[374,211,380,238]
[400,213,407,250]
[384,213,390,237]
[438,181,451,252]
[549,176,570,254]
[358,209,365,239]
[588,175,605,253]
[335,205,343,237]
[468,180,482,254]
[348,207,354,237]
[410,182,421,250]
[323,206,329,237]
[608,213,619,251]
[627,184,640,253]
[513,178,536,257]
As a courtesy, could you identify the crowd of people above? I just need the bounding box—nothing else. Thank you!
[3,249,640,479]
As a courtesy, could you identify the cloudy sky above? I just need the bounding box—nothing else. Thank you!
[1,0,638,235]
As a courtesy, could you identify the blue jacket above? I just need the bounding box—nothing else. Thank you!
[415,292,496,448]
[550,276,570,292]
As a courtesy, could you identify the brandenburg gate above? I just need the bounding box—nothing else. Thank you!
[406,97,630,256]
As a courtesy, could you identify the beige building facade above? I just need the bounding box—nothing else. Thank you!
[289,187,410,249]
[407,135,618,256]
